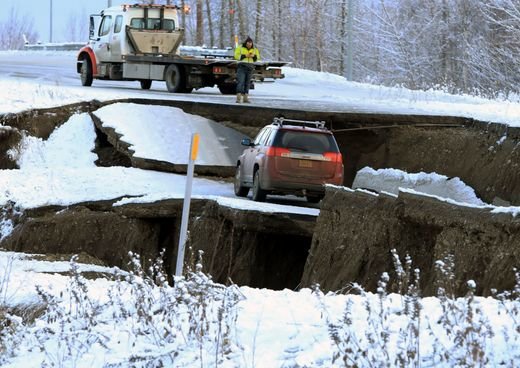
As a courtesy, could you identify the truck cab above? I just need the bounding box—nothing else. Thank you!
[78,4,183,86]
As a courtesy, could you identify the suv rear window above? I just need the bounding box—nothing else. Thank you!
[272,130,339,154]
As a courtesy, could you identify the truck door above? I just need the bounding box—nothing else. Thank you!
[96,14,124,63]
[95,15,113,62]
[110,15,124,60]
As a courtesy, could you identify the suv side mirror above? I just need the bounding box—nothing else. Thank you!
[241,138,253,146]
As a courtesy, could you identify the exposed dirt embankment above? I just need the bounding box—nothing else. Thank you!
[0,101,102,169]
[0,199,316,290]
[338,122,520,206]
[189,201,315,290]
[301,187,520,296]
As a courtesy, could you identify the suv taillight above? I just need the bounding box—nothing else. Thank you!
[266,147,290,157]
[323,152,343,163]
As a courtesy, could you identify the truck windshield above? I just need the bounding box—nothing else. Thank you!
[130,18,175,31]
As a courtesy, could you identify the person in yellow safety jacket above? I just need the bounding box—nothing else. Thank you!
[234,36,260,103]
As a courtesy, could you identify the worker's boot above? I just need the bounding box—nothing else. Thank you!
[243,94,250,103]
[236,93,243,103]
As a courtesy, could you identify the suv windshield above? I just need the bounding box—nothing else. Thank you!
[272,130,339,154]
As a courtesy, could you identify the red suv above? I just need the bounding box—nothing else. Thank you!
[234,118,344,202]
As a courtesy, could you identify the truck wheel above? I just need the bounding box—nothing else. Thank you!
[164,64,185,93]
[80,56,93,87]
[218,83,237,95]
[140,80,152,90]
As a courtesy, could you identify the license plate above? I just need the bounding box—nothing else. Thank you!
[298,160,313,168]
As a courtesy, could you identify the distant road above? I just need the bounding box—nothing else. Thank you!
[0,51,372,113]
[0,52,78,84]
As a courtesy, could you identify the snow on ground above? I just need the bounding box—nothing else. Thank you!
[0,249,517,368]
[1,51,520,126]
[0,52,518,367]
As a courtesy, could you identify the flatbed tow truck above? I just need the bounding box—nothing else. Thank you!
[77,3,287,94]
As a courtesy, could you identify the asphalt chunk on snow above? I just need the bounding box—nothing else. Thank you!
[93,103,246,167]
[352,166,486,206]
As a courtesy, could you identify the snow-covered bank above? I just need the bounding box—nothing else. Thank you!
[0,251,517,368]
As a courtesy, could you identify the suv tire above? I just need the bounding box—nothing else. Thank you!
[234,165,249,197]
[252,170,267,202]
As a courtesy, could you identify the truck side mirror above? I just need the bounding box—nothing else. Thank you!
[89,15,102,41]
[89,17,95,39]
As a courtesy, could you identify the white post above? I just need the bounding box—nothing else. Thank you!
[175,133,200,277]
[49,0,53,43]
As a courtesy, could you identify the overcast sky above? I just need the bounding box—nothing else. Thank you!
[0,0,128,43]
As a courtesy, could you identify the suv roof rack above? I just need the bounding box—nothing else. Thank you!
[272,117,326,129]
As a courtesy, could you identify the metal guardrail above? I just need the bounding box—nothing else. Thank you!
[24,42,85,51]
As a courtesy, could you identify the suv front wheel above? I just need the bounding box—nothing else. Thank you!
[252,170,267,202]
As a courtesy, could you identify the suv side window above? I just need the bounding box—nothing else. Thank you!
[254,127,269,146]
[263,129,274,146]
[260,128,273,146]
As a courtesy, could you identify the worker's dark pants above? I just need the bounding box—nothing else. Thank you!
[236,63,254,94]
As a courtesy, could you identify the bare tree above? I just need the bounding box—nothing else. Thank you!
[180,0,187,29]
[204,0,215,46]
[229,0,236,39]
[195,0,204,44]
[236,0,247,40]
[63,8,89,42]
[219,0,226,47]
[254,0,262,44]
[0,6,39,50]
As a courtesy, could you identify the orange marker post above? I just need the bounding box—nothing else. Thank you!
[176,133,200,277]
